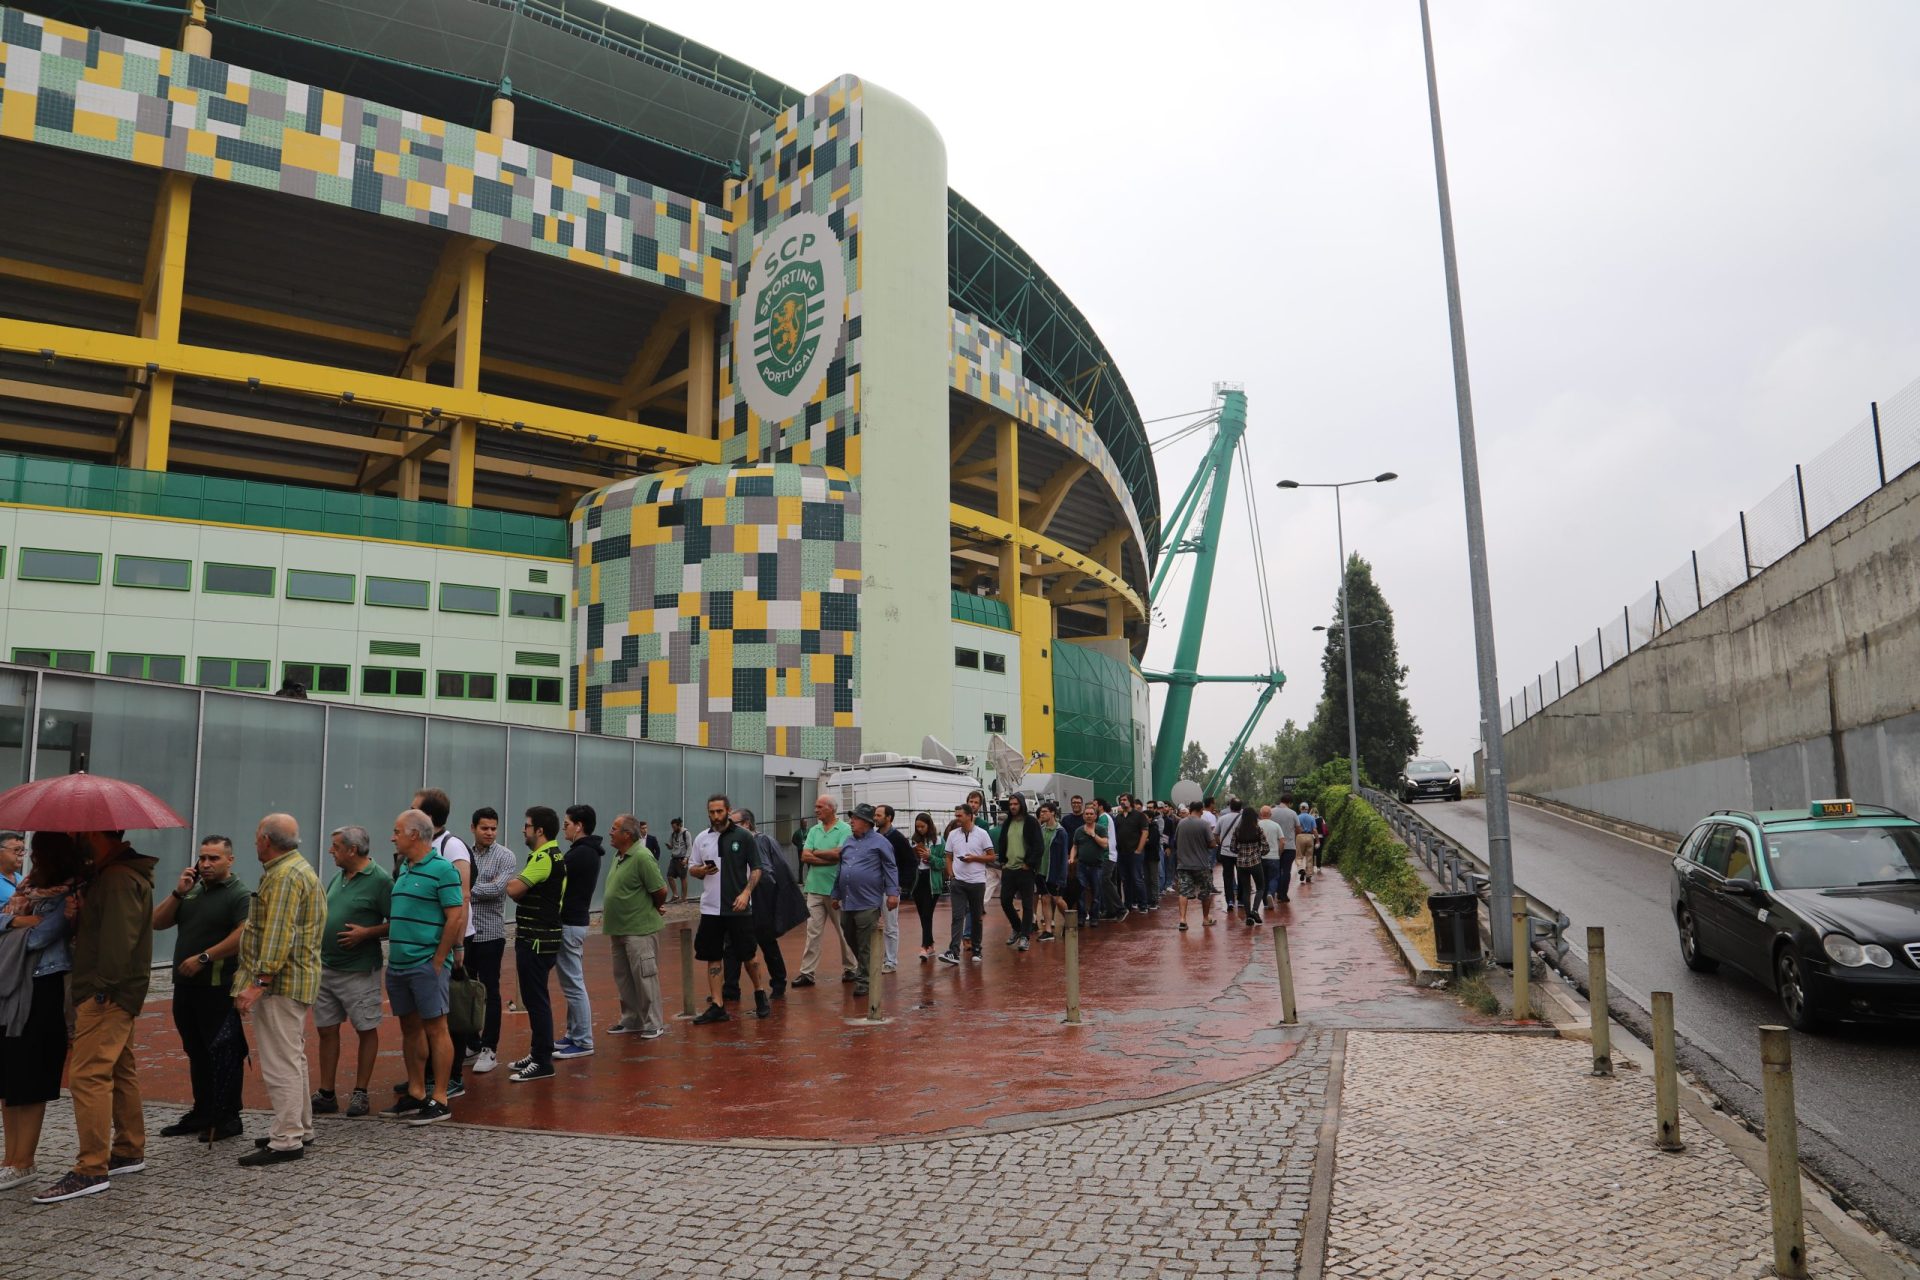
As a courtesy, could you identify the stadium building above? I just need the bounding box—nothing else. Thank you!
[0,0,1159,810]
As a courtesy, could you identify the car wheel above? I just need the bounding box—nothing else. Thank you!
[1774,946,1826,1032]
[1677,906,1718,973]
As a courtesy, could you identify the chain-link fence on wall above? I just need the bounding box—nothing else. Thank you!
[1501,375,1920,734]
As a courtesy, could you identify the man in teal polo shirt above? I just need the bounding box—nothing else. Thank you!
[378,809,463,1126]
[793,795,852,988]
[312,825,392,1119]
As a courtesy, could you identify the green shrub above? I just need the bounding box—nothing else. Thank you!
[1293,758,1369,811]
[1319,784,1426,917]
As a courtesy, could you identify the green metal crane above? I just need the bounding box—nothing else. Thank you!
[1148,385,1265,798]
[1144,669,1286,798]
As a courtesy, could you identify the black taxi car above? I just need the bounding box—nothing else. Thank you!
[1670,800,1920,1030]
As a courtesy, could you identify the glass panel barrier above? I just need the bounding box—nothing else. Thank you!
[323,707,427,861]
[38,674,197,883]
[199,692,325,873]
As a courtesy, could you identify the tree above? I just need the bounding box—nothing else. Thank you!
[1179,740,1211,787]
[1246,719,1315,797]
[1307,554,1420,787]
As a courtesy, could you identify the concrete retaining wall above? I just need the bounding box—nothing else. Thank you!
[1502,458,1920,837]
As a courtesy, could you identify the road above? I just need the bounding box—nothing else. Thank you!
[1416,797,1920,1250]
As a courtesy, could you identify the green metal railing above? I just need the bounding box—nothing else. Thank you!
[0,454,570,560]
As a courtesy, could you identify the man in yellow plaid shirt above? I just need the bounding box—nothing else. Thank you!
[233,813,325,1166]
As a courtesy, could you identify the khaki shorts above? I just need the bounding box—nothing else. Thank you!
[314,966,384,1032]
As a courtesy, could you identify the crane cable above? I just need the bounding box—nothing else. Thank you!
[1237,436,1282,674]
[1148,414,1218,452]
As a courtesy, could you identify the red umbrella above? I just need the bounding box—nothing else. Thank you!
[0,772,188,832]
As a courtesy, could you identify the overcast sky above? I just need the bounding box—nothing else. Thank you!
[631,0,1920,776]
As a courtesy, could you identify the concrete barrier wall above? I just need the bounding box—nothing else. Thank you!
[1502,458,1920,837]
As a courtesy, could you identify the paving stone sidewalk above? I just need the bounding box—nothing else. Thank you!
[1323,1031,1865,1279]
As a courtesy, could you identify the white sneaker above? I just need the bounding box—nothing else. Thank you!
[637,1027,666,1040]
[471,1049,498,1074]
[0,1164,35,1191]
[881,964,897,974]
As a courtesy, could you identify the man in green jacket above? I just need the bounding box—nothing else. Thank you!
[36,831,157,1204]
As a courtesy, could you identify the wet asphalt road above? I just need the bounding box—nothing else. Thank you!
[1416,797,1920,1251]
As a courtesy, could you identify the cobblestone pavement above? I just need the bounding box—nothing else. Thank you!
[1324,1032,1865,1279]
[9,1035,1329,1280]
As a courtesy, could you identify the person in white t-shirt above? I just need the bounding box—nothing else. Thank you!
[938,804,995,965]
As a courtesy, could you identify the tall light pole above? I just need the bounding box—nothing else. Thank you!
[1278,473,1397,794]
[1419,0,1515,964]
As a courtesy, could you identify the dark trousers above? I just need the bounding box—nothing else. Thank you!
[1218,854,1239,905]
[840,907,881,983]
[1077,862,1105,926]
[949,881,986,952]
[912,872,938,947]
[725,925,787,998]
[172,983,244,1123]
[467,937,506,1051]
[1141,849,1161,902]
[514,945,558,1068]
[1236,863,1265,915]
[999,867,1037,939]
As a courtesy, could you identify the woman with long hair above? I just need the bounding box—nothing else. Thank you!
[0,832,87,1190]
[908,812,944,961]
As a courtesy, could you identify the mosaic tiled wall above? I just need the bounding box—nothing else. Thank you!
[571,463,860,761]
[718,78,863,467]
[0,7,730,299]
[950,309,1147,559]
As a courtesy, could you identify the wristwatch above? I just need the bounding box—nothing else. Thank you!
[255,974,274,988]
[197,951,212,967]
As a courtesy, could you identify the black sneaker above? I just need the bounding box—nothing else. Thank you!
[770,983,786,1001]
[444,1080,466,1099]
[379,1094,427,1120]
[509,1055,535,1072]
[841,971,858,983]
[253,1135,316,1149]
[754,991,772,1019]
[159,1114,205,1138]
[237,1145,303,1167]
[33,1172,108,1203]
[408,1100,453,1127]
[853,982,869,997]
[691,1003,729,1025]
[791,974,816,988]
[199,1118,244,1143]
[509,1061,556,1083]
[106,1155,145,1176]
[311,1090,339,1115]
[937,950,960,966]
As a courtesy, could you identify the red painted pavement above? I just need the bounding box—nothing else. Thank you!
[128,868,1476,1141]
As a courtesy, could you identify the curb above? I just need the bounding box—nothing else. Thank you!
[1511,791,1682,851]
[1359,887,1450,986]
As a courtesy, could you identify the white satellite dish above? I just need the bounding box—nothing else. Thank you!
[986,733,1028,791]
[1171,779,1202,807]
[921,735,959,769]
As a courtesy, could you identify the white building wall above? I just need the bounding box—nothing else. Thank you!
[949,619,1020,785]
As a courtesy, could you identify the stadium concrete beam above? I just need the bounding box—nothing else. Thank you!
[0,318,720,468]
[1024,459,1089,535]
[949,408,996,465]
[373,237,494,500]
[951,506,1142,621]
[127,172,192,473]
[608,296,701,418]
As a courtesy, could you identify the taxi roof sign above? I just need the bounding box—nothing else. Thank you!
[1810,799,1856,818]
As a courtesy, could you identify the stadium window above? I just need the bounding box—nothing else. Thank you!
[113,555,190,591]
[108,652,185,682]
[507,589,564,620]
[507,675,563,705]
[19,548,101,584]
[954,648,979,670]
[282,662,350,695]
[14,648,93,672]
[198,657,270,690]
[362,666,426,697]
[984,713,1008,735]
[437,671,497,700]
[983,652,1007,674]
[203,562,274,596]
[286,569,356,603]
[365,577,430,610]
[439,583,500,616]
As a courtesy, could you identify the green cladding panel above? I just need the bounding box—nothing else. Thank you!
[949,590,1012,630]
[1052,642,1134,793]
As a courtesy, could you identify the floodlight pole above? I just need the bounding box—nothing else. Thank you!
[1420,0,1514,964]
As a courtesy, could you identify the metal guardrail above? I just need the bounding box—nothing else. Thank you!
[1359,787,1570,961]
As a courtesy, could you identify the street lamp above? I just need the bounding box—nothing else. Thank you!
[1277,472,1397,793]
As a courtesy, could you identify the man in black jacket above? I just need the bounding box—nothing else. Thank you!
[994,794,1045,951]
[723,808,796,1000]
[876,805,918,972]
[553,805,604,1061]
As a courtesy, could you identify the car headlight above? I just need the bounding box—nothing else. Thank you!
[1822,934,1895,968]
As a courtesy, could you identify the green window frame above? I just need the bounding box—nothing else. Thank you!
[285,569,356,603]
[203,562,275,597]
[362,665,426,698]
[198,657,271,690]
[506,675,563,705]
[112,554,191,591]
[0,546,7,577]
[19,548,102,585]
[13,648,93,672]
[365,577,430,610]
[282,661,351,695]
[436,670,497,700]
[108,652,186,682]
[507,589,564,621]
[439,583,500,616]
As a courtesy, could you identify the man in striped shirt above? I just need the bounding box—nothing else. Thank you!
[378,809,463,1126]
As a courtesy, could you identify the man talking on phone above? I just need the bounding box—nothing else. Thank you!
[152,835,252,1143]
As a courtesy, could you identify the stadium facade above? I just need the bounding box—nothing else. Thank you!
[0,0,1159,797]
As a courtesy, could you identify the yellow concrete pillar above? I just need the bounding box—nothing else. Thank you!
[489,94,515,140]
[685,307,716,439]
[130,173,192,471]
[1019,593,1056,773]
[446,246,487,508]
[995,414,1020,606]
[181,1,212,57]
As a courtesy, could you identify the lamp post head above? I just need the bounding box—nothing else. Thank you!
[1374,471,1398,483]
[1312,625,1328,632]
[1275,480,1300,490]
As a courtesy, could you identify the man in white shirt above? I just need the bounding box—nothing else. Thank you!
[1269,797,1300,905]
[938,804,994,965]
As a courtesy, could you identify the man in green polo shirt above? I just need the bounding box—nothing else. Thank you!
[794,795,852,988]
[153,835,252,1142]
[602,813,668,1039]
[312,825,392,1119]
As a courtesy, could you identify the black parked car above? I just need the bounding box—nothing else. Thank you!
[1398,759,1461,803]
[1670,800,1920,1030]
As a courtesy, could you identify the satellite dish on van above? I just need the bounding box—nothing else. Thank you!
[1171,779,1202,807]
[921,735,958,768]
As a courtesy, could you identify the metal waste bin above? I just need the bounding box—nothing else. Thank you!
[1428,891,1480,967]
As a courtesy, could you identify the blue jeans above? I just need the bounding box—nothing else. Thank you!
[1265,852,1297,903]
[1115,850,1142,911]
[1077,862,1105,926]
[556,923,593,1048]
